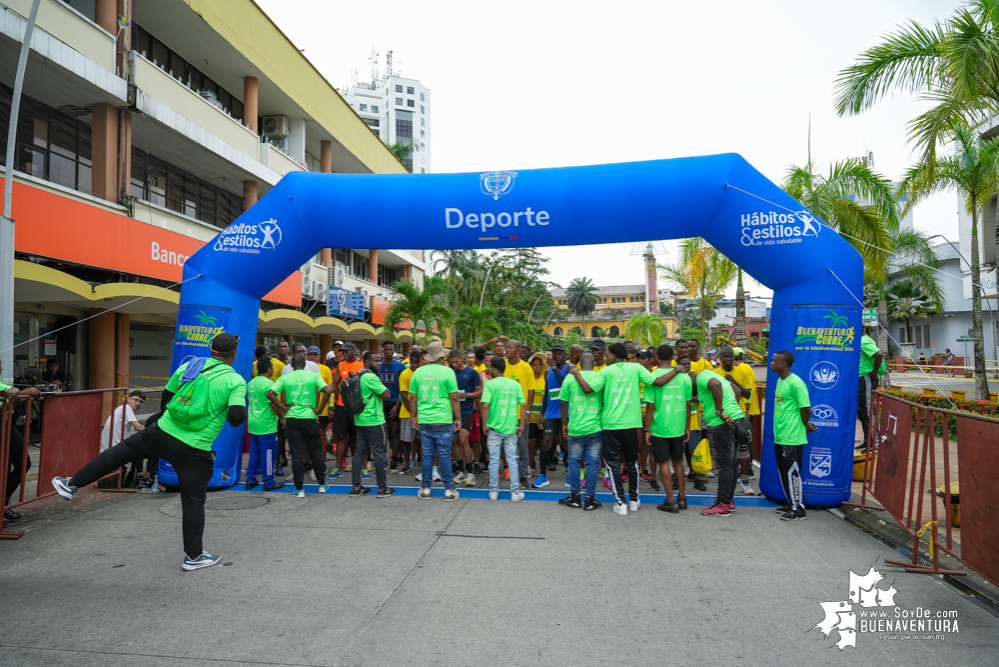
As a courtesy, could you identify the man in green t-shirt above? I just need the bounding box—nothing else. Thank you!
[480,357,528,501]
[857,326,885,451]
[410,341,461,501]
[268,353,332,498]
[694,363,744,517]
[643,344,692,513]
[245,357,285,492]
[771,349,818,521]
[53,333,247,571]
[557,353,604,511]
[349,351,395,499]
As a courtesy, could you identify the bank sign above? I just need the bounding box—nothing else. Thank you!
[328,287,365,320]
[792,305,859,496]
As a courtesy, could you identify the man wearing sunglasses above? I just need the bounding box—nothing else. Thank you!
[53,333,247,571]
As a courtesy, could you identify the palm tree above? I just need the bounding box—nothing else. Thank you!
[660,243,736,342]
[886,280,938,326]
[383,276,453,347]
[385,141,425,171]
[897,121,998,399]
[565,277,598,338]
[430,249,483,307]
[675,238,747,345]
[834,1,999,166]
[454,304,500,349]
[626,313,666,348]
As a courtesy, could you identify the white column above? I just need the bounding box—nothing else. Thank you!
[289,118,307,165]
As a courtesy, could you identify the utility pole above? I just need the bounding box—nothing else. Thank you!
[1,0,42,383]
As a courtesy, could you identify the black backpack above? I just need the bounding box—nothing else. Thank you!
[340,369,370,415]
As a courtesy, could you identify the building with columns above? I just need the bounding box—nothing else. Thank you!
[1,0,425,395]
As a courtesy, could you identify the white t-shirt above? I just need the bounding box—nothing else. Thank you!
[100,405,138,452]
[282,361,321,375]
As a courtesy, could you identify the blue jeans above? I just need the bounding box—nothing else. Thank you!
[420,423,455,491]
[246,432,278,487]
[486,430,519,493]
[568,433,602,498]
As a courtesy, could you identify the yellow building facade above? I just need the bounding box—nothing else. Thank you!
[545,285,678,341]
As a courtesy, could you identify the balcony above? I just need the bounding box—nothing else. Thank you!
[259,142,304,179]
[4,0,115,71]
[131,54,259,162]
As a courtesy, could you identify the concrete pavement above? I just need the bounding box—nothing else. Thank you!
[1,481,997,666]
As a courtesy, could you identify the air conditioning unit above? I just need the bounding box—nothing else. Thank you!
[328,262,346,287]
[301,273,315,299]
[262,115,290,140]
[314,282,328,304]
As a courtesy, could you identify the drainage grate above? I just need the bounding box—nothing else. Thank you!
[205,496,270,510]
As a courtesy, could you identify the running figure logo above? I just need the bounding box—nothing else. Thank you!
[479,171,517,200]
[259,219,282,250]
[793,210,822,237]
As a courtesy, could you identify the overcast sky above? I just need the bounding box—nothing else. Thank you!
[259,0,964,300]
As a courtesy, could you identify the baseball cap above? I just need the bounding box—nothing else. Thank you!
[425,341,447,362]
[733,347,744,356]
[550,344,566,352]
[589,339,606,350]
[307,346,321,354]
[211,333,239,354]
[341,341,357,351]
[333,340,343,346]
[326,351,336,360]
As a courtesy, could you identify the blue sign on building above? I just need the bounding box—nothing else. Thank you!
[328,286,365,320]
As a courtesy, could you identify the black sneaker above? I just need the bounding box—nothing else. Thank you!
[182,550,221,571]
[657,501,679,514]
[649,479,661,492]
[774,505,788,514]
[52,476,77,500]
[262,481,286,491]
[376,487,396,498]
[519,477,529,489]
[558,494,583,508]
[677,497,688,510]
[245,478,259,491]
[349,486,372,498]
[548,461,557,472]
[693,479,707,492]
[474,463,483,476]
[780,509,807,521]
[4,508,22,523]
[582,496,602,511]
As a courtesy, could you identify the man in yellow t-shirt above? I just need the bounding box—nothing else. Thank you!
[503,340,535,488]
[589,340,608,372]
[397,348,422,473]
[252,345,285,379]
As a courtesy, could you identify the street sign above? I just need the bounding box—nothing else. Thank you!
[862,308,877,322]
[956,335,975,342]
[327,286,365,320]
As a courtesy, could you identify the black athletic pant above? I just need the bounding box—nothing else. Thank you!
[705,423,738,505]
[353,424,388,489]
[286,418,325,490]
[5,426,27,505]
[774,444,803,511]
[857,374,873,447]
[602,428,640,504]
[69,423,214,558]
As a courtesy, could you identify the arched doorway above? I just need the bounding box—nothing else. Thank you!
[608,325,620,337]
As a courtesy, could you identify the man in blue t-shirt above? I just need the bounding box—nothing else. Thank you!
[379,341,407,468]
[533,345,572,488]
[449,348,483,485]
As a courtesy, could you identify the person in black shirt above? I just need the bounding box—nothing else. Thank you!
[42,360,67,388]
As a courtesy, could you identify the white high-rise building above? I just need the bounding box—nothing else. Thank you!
[341,52,431,173]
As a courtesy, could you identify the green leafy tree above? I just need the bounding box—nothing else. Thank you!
[886,279,938,325]
[383,276,453,347]
[674,238,745,345]
[897,121,998,399]
[454,304,500,349]
[385,141,424,171]
[625,313,666,348]
[660,243,736,342]
[658,301,675,316]
[565,277,599,337]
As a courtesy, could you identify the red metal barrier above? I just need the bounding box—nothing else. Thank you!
[848,391,999,587]
[0,399,22,539]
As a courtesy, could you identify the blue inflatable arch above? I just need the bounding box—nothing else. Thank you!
[166,154,863,506]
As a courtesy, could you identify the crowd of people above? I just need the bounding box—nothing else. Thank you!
[48,331,818,571]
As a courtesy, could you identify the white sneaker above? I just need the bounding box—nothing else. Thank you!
[705,470,716,478]
[511,491,525,502]
[418,488,431,500]
[444,489,459,502]
[465,473,476,487]
[454,471,466,483]
[489,490,499,501]
[628,500,641,512]
[613,502,628,516]
[432,468,442,482]
[308,470,317,482]
[415,472,423,482]
[740,479,755,495]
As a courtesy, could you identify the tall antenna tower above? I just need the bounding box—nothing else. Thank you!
[385,50,394,78]
[369,48,379,83]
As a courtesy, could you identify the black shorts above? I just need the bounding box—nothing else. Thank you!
[651,436,685,464]
[460,413,473,432]
[318,415,330,430]
[529,422,542,439]
[543,418,561,436]
[332,404,355,436]
[383,401,399,423]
